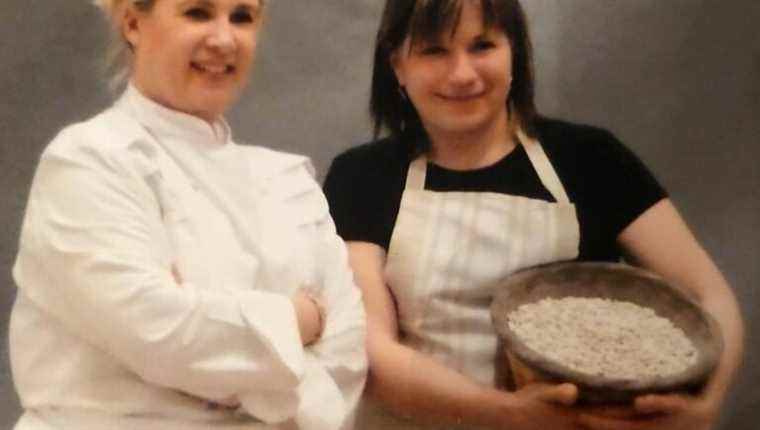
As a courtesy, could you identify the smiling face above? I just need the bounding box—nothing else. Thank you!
[124,0,263,122]
[391,0,513,140]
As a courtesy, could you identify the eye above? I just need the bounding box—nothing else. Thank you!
[230,10,254,24]
[184,7,211,21]
[419,45,447,56]
[471,39,496,52]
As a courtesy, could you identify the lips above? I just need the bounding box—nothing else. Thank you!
[191,62,235,76]
[437,91,485,101]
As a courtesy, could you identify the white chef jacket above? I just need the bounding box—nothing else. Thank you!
[9,86,367,430]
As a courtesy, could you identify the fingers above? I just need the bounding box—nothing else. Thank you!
[579,394,699,430]
[578,412,665,430]
[292,291,323,345]
[205,400,240,411]
[215,395,242,408]
[534,383,579,406]
[171,264,183,285]
[634,394,689,415]
[580,404,641,420]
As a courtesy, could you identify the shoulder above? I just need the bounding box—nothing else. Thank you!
[240,144,315,179]
[42,107,157,177]
[534,117,666,208]
[534,117,620,153]
[47,107,146,153]
[236,145,326,213]
[327,137,410,182]
[333,137,408,167]
[324,138,407,247]
[533,117,642,172]
[324,137,409,202]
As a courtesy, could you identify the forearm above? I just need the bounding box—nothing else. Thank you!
[698,282,744,402]
[367,335,513,429]
[636,232,744,401]
[345,241,519,428]
[620,200,745,403]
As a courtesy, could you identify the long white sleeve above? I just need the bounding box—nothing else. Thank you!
[291,227,367,430]
[271,166,368,430]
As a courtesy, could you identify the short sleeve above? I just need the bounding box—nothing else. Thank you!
[323,144,405,249]
[584,129,668,235]
[539,119,668,260]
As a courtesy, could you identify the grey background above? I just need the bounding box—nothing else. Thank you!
[1,1,757,429]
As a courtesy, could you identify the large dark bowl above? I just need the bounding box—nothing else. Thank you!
[490,262,722,405]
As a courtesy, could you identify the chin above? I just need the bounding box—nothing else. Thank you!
[433,115,494,135]
[192,95,233,117]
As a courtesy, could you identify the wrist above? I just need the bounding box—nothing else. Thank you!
[470,388,521,429]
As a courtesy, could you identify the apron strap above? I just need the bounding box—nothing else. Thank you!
[404,129,571,204]
[406,156,427,190]
[517,129,571,204]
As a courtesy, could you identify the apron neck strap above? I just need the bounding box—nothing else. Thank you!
[517,128,571,203]
[405,128,571,203]
[406,156,427,190]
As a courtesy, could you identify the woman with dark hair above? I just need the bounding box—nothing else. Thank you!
[323,0,743,429]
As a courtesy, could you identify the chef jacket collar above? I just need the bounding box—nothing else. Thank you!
[121,84,232,148]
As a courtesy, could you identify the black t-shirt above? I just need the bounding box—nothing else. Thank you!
[323,118,667,262]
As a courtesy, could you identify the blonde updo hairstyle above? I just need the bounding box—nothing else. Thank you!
[93,0,156,92]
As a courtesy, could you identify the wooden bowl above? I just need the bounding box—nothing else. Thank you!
[490,262,722,405]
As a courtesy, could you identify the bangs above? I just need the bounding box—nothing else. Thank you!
[407,0,499,47]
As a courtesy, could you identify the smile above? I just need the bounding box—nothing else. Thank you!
[437,92,484,102]
[191,62,235,76]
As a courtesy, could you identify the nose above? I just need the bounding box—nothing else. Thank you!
[206,20,236,54]
[448,52,478,87]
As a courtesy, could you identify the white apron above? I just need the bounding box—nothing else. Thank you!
[358,130,581,429]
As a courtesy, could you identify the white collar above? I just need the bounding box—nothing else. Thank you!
[119,84,232,148]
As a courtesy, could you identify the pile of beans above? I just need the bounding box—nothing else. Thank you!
[507,297,697,380]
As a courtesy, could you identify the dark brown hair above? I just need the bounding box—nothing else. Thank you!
[370,0,538,146]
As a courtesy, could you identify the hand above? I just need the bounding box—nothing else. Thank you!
[292,290,324,346]
[496,383,582,430]
[578,392,720,430]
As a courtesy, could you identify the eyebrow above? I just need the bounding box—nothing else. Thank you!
[236,1,262,14]
[177,0,262,11]
[177,0,211,10]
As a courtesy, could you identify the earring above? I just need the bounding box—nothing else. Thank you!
[398,86,409,101]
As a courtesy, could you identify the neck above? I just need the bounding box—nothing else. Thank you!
[427,114,517,171]
[130,80,220,127]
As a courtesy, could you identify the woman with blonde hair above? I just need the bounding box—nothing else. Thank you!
[9,1,366,429]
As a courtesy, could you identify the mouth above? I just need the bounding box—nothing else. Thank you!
[437,92,485,102]
[191,62,236,77]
